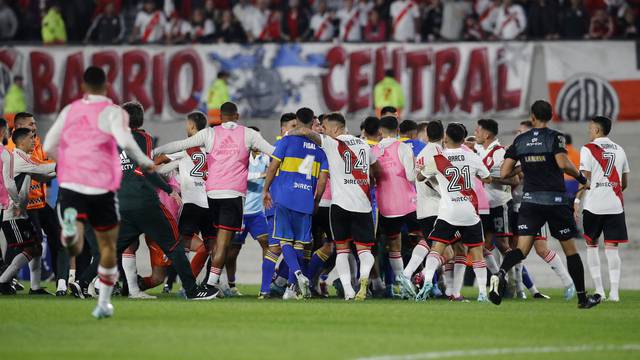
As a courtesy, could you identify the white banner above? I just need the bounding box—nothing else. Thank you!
[0,43,533,122]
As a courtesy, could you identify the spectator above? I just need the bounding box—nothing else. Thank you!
[215,9,247,43]
[560,0,589,39]
[363,8,387,41]
[479,0,500,35]
[462,14,484,40]
[166,12,192,44]
[233,0,259,41]
[130,0,167,44]
[2,76,26,128]
[390,0,420,42]
[309,0,335,41]
[440,0,473,40]
[337,0,367,42]
[589,8,614,38]
[84,2,125,44]
[0,0,18,40]
[203,0,217,20]
[41,3,67,44]
[263,10,283,41]
[527,0,560,39]
[619,7,638,38]
[190,8,215,42]
[491,0,526,39]
[421,0,444,41]
[282,0,311,41]
[374,0,392,22]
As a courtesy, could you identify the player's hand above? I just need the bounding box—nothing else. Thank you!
[169,191,182,207]
[263,191,273,210]
[583,179,591,190]
[154,154,171,165]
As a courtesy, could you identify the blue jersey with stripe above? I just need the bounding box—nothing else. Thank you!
[271,135,328,214]
[403,138,426,157]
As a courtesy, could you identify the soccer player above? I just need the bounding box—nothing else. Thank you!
[154,102,274,293]
[415,123,491,302]
[399,119,426,157]
[228,126,271,296]
[263,108,328,299]
[417,121,429,143]
[372,117,419,296]
[0,128,56,295]
[116,102,218,301]
[576,116,629,302]
[290,113,379,301]
[489,100,600,309]
[44,67,158,318]
[0,118,9,270]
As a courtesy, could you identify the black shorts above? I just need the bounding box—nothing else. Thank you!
[517,202,577,241]
[312,206,333,244]
[208,197,243,232]
[329,204,375,246]
[582,210,628,245]
[482,203,514,237]
[57,188,119,231]
[378,211,421,237]
[428,219,484,247]
[179,203,216,240]
[510,211,547,240]
[418,216,437,240]
[1,219,36,248]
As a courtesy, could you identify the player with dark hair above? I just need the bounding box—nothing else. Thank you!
[361,116,381,146]
[489,100,600,309]
[399,119,425,157]
[0,128,56,295]
[154,101,274,294]
[380,106,398,118]
[576,116,629,302]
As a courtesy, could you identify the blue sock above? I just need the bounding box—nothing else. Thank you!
[522,266,534,289]
[308,250,329,285]
[295,247,307,277]
[260,251,279,294]
[432,270,439,285]
[276,259,289,280]
[281,243,301,284]
[383,257,395,284]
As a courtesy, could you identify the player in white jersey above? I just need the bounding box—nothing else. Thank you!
[415,123,491,302]
[389,0,420,42]
[575,116,629,302]
[289,112,380,301]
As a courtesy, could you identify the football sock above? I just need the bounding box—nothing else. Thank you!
[514,262,524,293]
[421,252,445,285]
[260,250,279,294]
[206,266,222,286]
[190,243,208,277]
[566,253,587,303]
[453,256,466,297]
[357,248,374,279]
[68,269,76,284]
[605,247,621,299]
[276,260,289,282]
[473,260,487,297]
[522,266,539,294]
[281,243,301,284]
[498,249,524,276]
[544,250,573,287]
[586,246,604,295]
[293,242,307,276]
[122,252,141,294]
[308,249,329,285]
[97,265,118,307]
[444,260,454,296]
[388,251,404,277]
[403,240,429,278]
[483,248,499,274]
[29,256,42,290]
[336,249,355,295]
[348,253,358,285]
[383,257,395,286]
[0,252,30,283]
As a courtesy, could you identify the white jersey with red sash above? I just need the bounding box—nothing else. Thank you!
[311,12,335,41]
[165,147,209,209]
[421,147,490,226]
[136,10,166,43]
[390,0,419,41]
[477,140,512,208]
[493,4,526,39]
[320,134,376,213]
[337,6,363,41]
[580,137,629,215]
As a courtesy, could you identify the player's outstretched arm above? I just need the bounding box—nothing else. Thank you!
[499,158,519,180]
[555,152,588,188]
[154,128,209,158]
[287,127,322,146]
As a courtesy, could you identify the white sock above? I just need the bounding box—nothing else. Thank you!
[29,256,42,290]
[207,266,222,286]
[444,260,454,296]
[421,252,444,284]
[388,251,404,277]
[403,240,429,278]
[97,265,118,308]
[605,247,621,299]
[348,253,358,287]
[336,250,355,295]
[357,249,374,280]
[122,253,141,294]
[0,252,30,283]
[544,250,573,287]
[525,269,540,295]
[453,255,466,298]
[514,263,524,292]
[473,260,487,296]
[57,279,67,292]
[68,269,76,284]
[586,246,604,295]
[483,248,499,274]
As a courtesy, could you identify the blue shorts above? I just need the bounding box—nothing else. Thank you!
[273,204,312,244]
[233,212,270,245]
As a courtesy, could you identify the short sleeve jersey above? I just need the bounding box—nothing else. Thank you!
[271,135,328,215]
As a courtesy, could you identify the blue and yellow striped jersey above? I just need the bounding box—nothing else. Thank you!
[271,135,328,214]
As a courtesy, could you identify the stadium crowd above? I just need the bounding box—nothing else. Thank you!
[0,0,638,44]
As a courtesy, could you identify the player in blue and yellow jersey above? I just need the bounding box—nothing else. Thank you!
[263,107,329,299]
[399,119,426,157]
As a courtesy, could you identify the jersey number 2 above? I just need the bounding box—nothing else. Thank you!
[190,153,207,178]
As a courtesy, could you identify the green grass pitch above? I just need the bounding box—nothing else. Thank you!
[1,285,638,360]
